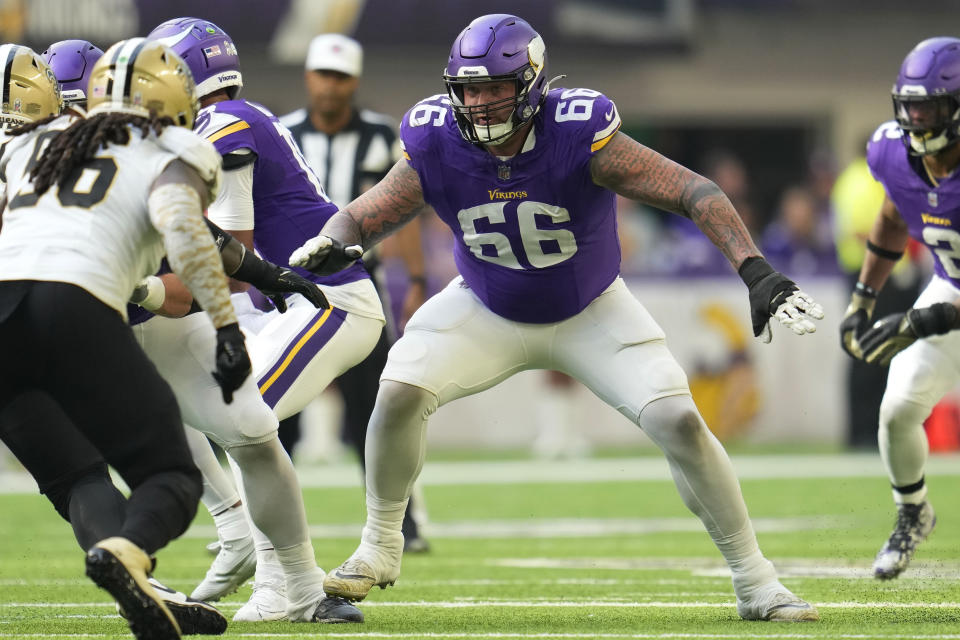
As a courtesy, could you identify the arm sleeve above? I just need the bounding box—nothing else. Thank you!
[148,182,237,329]
[206,158,255,231]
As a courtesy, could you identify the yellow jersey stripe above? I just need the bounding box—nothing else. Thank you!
[258,306,333,395]
[206,121,250,144]
[590,123,621,153]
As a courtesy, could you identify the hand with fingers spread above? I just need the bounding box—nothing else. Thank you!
[289,235,364,276]
[737,256,824,343]
[859,302,960,366]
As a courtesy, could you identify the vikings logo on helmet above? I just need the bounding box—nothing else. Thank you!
[0,44,61,130]
[41,39,103,107]
[148,17,242,100]
[443,14,550,145]
[87,38,198,128]
[892,37,960,156]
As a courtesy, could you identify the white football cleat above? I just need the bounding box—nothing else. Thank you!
[322,542,402,602]
[190,536,256,602]
[232,576,288,622]
[873,501,936,580]
[736,581,819,622]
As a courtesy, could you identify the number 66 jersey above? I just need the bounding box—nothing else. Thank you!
[401,87,621,323]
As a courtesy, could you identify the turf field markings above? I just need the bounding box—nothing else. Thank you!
[8,634,960,640]
[7,600,960,609]
[180,515,851,541]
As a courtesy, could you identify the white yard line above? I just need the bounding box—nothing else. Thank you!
[3,453,960,494]
[5,600,960,609]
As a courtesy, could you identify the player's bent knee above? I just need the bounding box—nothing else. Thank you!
[41,462,113,522]
[375,380,439,422]
[879,395,930,434]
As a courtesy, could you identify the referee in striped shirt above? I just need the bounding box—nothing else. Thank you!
[280,34,430,553]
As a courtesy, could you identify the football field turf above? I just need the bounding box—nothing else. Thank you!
[2,452,960,639]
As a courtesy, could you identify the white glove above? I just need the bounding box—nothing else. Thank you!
[771,290,824,339]
[289,235,363,276]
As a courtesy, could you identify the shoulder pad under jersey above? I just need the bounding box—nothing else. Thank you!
[157,126,223,200]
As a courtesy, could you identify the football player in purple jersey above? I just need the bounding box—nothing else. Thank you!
[40,39,103,109]
[841,37,960,579]
[147,17,384,622]
[291,14,823,622]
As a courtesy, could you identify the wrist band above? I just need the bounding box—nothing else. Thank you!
[855,281,878,298]
[866,240,904,261]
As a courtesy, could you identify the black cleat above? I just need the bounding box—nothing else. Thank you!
[312,596,364,623]
[85,537,180,640]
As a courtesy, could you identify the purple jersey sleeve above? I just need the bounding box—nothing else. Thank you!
[399,88,623,323]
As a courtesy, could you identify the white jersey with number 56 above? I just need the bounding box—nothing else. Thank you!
[0,116,220,319]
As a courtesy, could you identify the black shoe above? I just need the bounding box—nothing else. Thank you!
[85,537,180,640]
[312,595,364,623]
[146,578,228,635]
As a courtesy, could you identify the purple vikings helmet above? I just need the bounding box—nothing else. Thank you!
[893,37,960,156]
[147,17,242,100]
[443,14,548,145]
[41,40,103,106]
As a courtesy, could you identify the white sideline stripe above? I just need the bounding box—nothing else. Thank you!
[6,600,960,609]
[4,452,960,493]
[181,515,848,541]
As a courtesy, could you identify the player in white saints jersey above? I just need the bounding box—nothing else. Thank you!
[0,39,250,640]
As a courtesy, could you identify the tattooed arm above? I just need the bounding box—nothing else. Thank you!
[590,132,760,269]
[320,159,431,250]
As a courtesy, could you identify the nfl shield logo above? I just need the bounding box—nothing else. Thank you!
[928,191,938,207]
[497,164,510,181]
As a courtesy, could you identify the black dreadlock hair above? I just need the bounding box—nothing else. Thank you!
[11,112,175,196]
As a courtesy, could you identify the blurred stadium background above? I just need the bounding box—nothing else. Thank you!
[3,0,960,456]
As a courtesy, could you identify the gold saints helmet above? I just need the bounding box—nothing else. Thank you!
[0,44,62,130]
[87,38,198,128]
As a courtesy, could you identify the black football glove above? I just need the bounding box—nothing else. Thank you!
[738,257,823,342]
[860,302,959,366]
[231,249,328,313]
[288,235,363,276]
[211,323,251,404]
[839,285,877,360]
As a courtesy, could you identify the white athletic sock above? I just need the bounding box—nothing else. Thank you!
[212,503,250,542]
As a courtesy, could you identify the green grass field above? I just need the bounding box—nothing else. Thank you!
[2,452,960,639]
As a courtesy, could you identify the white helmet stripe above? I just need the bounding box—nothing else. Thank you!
[110,37,147,105]
[0,44,20,108]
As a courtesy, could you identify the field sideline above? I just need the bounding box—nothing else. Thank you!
[2,452,959,639]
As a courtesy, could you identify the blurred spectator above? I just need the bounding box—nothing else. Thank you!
[831,142,922,450]
[656,149,758,276]
[761,185,840,277]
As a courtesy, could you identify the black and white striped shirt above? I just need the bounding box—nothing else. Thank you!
[279,107,399,210]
